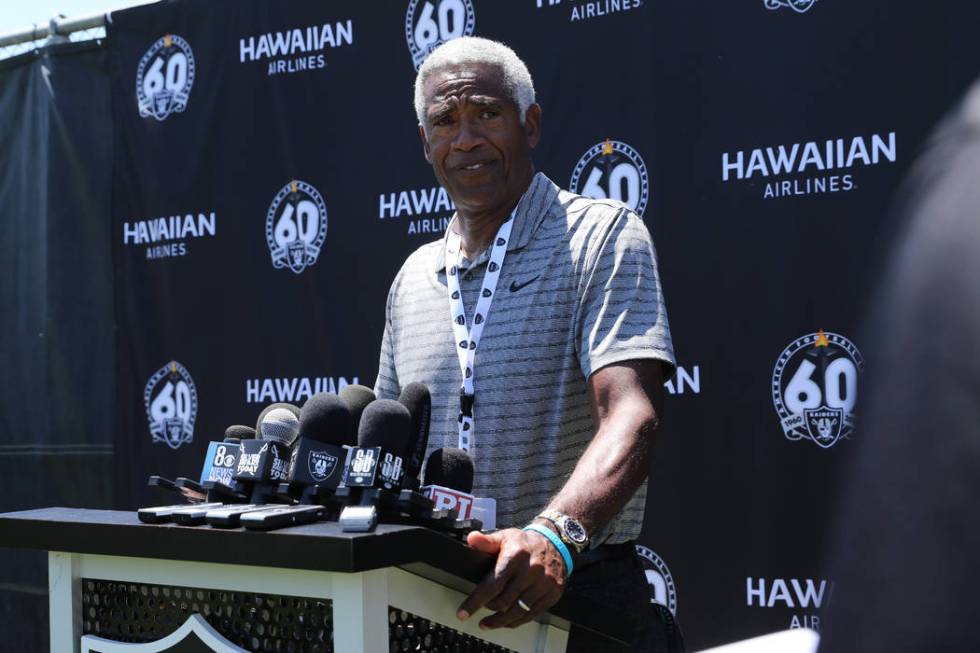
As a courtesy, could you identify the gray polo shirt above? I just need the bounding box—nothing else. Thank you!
[374,172,675,544]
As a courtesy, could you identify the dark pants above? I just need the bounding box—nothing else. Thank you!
[565,545,684,653]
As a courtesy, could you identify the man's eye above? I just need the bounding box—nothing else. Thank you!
[480,109,499,119]
[433,115,454,126]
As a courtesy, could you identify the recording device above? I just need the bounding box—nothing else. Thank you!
[138,426,255,523]
[398,382,431,492]
[245,393,356,530]
[174,407,299,528]
[339,384,375,431]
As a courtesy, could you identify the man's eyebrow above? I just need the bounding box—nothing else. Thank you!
[467,96,503,108]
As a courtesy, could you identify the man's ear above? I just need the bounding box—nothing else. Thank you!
[418,124,432,163]
[524,104,542,149]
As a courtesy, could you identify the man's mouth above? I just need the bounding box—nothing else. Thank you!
[455,160,495,172]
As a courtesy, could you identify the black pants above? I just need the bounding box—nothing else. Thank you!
[565,546,684,653]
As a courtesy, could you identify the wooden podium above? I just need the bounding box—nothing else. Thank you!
[0,508,633,652]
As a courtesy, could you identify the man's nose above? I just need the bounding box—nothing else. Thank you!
[452,116,485,151]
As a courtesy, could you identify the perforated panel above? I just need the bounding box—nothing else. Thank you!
[81,578,333,652]
[388,607,516,653]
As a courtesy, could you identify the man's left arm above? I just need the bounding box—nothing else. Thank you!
[457,358,665,629]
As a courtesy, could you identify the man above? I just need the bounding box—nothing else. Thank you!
[375,36,676,650]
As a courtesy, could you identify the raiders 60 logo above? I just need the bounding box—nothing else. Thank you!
[772,330,863,449]
[764,0,818,13]
[635,545,677,616]
[136,34,195,121]
[144,361,198,450]
[570,139,650,216]
[405,0,476,70]
[265,180,328,274]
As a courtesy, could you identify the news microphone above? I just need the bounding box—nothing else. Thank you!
[254,402,301,442]
[398,383,431,492]
[421,448,475,519]
[346,399,411,491]
[185,407,299,527]
[255,393,354,525]
[338,399,411,531]
[224,424,255,440]
[339,384,375,432]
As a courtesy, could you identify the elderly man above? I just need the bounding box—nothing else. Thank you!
[374,37,676,649]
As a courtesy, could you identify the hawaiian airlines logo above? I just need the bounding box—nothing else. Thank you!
[122,211,217,260]
[747,576,830,631]
[238,20,354,76]
[406,0,476,70]
[136,34,195,121]
[144,361,198,450]
[535,0,646,23]
[722,131,896,199]
[378,185,456,235]
[265,180,328,274]
[245,376,360,404]
[570,139,650,216]
[772,330,864,449]
[764,0,818,13]
[635,546,677,616]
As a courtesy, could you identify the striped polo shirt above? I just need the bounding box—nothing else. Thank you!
[374,172,675,545]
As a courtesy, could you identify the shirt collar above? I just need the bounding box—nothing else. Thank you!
[433,172,559,272]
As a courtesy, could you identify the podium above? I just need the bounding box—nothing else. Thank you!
[0,508,633,652]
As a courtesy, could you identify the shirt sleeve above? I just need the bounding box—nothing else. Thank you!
[576,207,676,380]
[373,278,401,401]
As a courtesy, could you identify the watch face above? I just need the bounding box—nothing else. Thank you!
[564,518,588,544]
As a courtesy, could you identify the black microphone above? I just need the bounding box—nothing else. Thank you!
[346,399,411,491]
[420,448,479,522]
[271,393,354,503]
[337,399,411,531]
[339,384,375,432]
[242,395,352,530]
[224,424,256,440]
[398,383,431,492]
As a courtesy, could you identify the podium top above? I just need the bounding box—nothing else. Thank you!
[0,507,633,642]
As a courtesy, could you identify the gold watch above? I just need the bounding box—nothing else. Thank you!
[537,509,590,554]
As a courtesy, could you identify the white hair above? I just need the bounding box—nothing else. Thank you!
[413,36,536,128]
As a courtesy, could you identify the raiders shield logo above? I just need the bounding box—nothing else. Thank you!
[805,406,844,448]
[309,450,339,482]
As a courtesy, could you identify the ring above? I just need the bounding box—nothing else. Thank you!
[516,598,531,612]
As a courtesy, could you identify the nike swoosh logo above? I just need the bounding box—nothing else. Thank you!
[509,276,540,293]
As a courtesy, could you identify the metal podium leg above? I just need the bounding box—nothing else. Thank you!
[49,551,81,653]
[332,568,389,653]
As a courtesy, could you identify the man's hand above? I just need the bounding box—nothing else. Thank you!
[457,527,567,629]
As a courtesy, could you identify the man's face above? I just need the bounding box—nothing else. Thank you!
[419,63,540,215]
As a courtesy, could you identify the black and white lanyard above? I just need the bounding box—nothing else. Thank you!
[445,213,515,452]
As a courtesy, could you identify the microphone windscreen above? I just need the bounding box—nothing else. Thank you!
[398,382,431,482]
[223,438,241,445]
[259,407,300,446]
[356,399,411,454]
[339,385,375,431]
[422,448,474,493]
[224,424,255,440]
[299,392,355,445]
[255,402,300,435]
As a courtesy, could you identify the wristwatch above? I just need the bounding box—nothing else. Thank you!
[536,510,590,554]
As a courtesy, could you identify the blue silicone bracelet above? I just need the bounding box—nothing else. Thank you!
[523,523,574,578]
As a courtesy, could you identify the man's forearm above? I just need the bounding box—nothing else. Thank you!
[543,393,658,537]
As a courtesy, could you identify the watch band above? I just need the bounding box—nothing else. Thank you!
[537,509,590,554]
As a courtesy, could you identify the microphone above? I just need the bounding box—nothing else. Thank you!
[245,393,354,530]
[339,384,375,432]
[337,399,411,531]
[421,448,476,519]
[224,424,255,440]
[346,399,411,491]
[189,407,299,528]
[398,383,431,492]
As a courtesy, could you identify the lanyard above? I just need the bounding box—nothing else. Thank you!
[445,213,515,452]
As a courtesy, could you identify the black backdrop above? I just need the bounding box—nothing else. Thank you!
[1,0,979,649]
